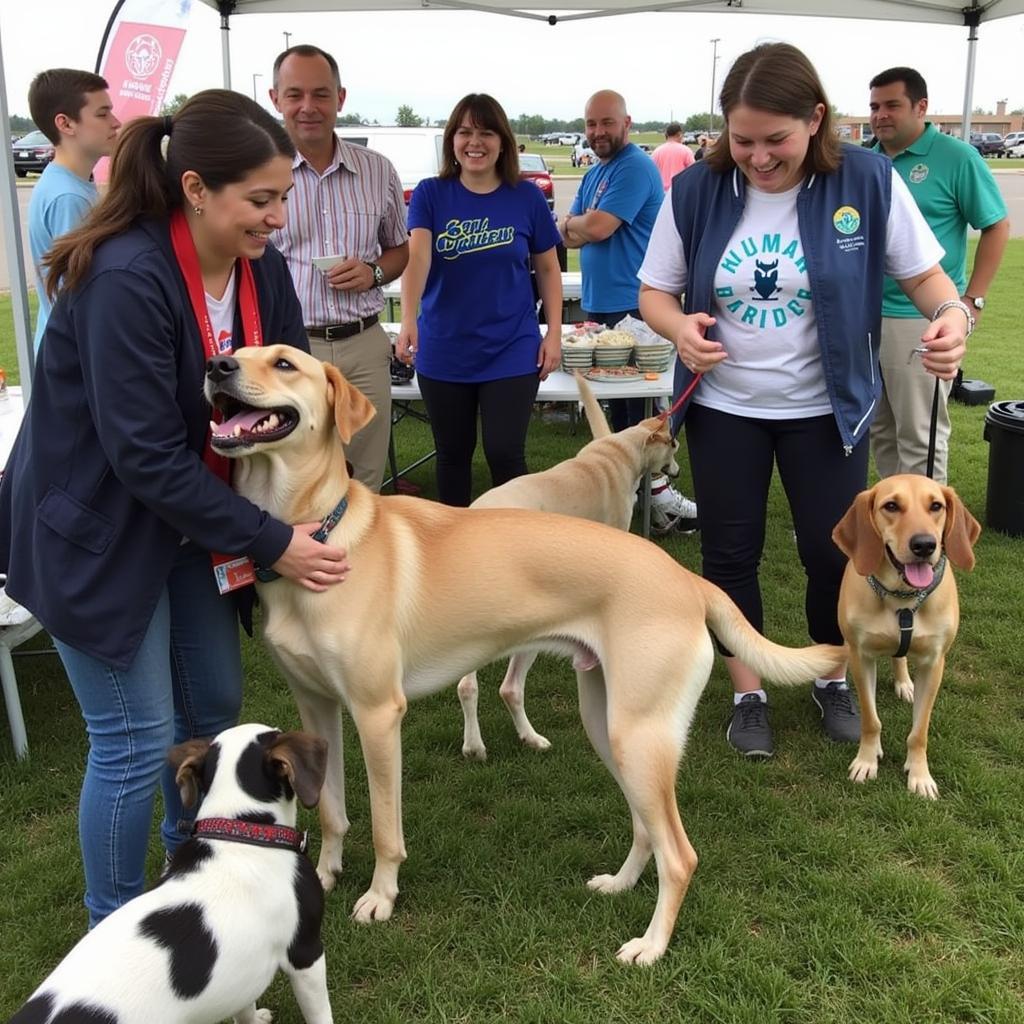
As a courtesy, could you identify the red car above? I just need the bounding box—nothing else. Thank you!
[518,153,555,210]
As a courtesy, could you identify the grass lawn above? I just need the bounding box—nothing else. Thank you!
[1,243,1023,1022]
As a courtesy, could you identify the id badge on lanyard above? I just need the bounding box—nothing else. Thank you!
[170,208,264,594]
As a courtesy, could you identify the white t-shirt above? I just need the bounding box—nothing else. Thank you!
[638,169,943,418]
[205,272,239,355]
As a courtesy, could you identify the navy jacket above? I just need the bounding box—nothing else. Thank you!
[0,218,309,668]
[669,145,892,451]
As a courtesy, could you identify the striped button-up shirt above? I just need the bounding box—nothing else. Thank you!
[272,137,408,327]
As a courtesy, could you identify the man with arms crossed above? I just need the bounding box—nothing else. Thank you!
[869,66,1008,482]
[270,45,409,493]
[27,68,121,351]
[560,90,698,533]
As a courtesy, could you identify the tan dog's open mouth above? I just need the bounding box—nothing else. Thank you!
[208,393,299,451]
[885,545,937,588]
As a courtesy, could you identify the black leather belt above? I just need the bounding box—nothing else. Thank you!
[306,314,379,341]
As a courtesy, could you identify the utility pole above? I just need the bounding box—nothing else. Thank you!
[709,37,721,135]
[252,72,263,102]
[283,31,292,50]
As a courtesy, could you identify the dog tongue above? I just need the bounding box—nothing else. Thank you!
[212,409,267,438]
[904,561,934,589]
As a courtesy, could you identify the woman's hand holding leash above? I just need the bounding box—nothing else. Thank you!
[272,525,350,593]
[918,312,968,381]
[676,313,726,375]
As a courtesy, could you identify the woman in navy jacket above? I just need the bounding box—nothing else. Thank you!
[0,91,348,925]
[639,44,969,759]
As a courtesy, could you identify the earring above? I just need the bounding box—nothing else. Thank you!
[193,205,203,216]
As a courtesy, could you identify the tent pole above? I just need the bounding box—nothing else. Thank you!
[0,25,35,399]
[960,8,981,141]
[219,5,232,89]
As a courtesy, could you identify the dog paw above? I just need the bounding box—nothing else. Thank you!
[848,756,879,783]
[255,1010,274,1023]
[462,742,487,761]
[587,872,633,894]
[316,866,340,892]
[520,731,552,751]
[615,936,665,966]
[352,889,395,923]
[894,679,915,703]
[906,770,939,800]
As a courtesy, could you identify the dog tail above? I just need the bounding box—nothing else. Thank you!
[574,371,612,439]
[699,578,846,685]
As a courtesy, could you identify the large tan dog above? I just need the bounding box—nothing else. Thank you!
[458,373,680,758]
[832,474,980,800]
[205,344,844,965]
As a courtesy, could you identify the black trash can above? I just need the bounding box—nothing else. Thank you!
[983,400,1024,537]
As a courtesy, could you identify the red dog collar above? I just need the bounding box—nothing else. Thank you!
[190,817,307,853]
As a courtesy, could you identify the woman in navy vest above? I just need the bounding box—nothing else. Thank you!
[638,43,969,759]
[0,91,348,926]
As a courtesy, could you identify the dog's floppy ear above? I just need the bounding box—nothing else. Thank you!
[941,486,981,570]
[168,738,213,810]
[322,362,376,444]
[832,487,884,576]
[267,731,328,808]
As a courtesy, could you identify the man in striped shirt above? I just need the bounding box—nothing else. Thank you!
[270,45,409,492]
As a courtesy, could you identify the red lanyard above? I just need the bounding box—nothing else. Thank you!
[169,207,263,485]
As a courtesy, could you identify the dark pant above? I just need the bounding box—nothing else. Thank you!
[417,372,540,506]
[586,308,648,431]
[685,404,869,646]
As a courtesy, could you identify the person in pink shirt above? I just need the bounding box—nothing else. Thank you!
[651,122,695,191]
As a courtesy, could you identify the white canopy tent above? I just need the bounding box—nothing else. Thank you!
[3,0,1024,393]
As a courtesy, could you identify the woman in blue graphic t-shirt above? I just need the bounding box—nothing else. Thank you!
[397,93,562,506]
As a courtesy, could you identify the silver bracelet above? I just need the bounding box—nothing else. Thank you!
[931,299,974,336]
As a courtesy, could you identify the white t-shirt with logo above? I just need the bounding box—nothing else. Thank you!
[638,169,942,418]
[205,272,239,355]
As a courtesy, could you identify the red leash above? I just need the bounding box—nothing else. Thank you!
[659,370,703,423]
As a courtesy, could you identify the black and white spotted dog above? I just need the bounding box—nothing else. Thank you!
[9,723,332,1024]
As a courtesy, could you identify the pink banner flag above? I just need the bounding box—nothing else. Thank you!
[95,0,193,181]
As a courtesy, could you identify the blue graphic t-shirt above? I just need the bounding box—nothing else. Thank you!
[408,176,561,383]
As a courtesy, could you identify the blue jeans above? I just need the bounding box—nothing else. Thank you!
[54,543,244,926]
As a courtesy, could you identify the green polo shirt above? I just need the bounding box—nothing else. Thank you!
[873,122,1007,317]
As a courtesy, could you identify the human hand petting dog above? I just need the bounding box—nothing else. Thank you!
[272,525,350,592]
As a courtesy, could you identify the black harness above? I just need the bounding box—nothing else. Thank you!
[255,493,350,583]
[866,554,947,658]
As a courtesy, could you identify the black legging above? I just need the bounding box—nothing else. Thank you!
[417,372,540,506]
[685,403,869,646]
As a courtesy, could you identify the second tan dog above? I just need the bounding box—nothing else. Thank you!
[832,474,980,799]
[205,344,845,965]
[458,373,680,758]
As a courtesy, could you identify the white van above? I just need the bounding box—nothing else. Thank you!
[337,126,445,204]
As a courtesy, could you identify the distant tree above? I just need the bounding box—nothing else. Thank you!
[9,114,36,135]
[1012,107,1024,116]
[338,112,365,125]
[160,92,189,117]
[434,118,447,129]
[396,105,423,127]
[683,112,723,133]
[972,105,992,116]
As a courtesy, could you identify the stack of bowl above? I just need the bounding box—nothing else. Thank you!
[633,340,675,374]
[561,335,596,373]
[592,330,634,369]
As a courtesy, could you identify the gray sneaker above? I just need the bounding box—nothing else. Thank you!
[650,484,700,535]
[812,681,861,743]
[726,694,774,758]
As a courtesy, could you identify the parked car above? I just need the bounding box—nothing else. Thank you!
[518,152,555,210]
[337,126,444,206]
[558,132,582,146]
[12,129,55,177]
[1002,131,1024,151]
[571,140,596,167]
[969,132,1005,157]
[1007,140,1024,158]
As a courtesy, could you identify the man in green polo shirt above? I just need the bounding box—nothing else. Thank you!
[868,66,1008,483]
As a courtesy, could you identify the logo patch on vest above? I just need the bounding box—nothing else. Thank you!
[909,162,929,184]
[832,206,861,235]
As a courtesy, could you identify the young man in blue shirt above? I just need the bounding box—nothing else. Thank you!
[561,90,698,534]
[28,68,121,350]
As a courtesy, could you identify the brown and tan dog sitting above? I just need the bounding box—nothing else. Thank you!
[832,474,981,799]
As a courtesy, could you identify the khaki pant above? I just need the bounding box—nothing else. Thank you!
[309,322,392,493]
[871,316,952,484]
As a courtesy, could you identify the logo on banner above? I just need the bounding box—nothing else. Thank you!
[125,34,163,79]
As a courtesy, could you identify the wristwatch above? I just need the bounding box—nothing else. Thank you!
[964,294,985,311]
[365,262,384,287]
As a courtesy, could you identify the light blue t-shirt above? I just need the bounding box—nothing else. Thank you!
[29,162,99,350]
[408,176,560,383]
[569,143,663,313]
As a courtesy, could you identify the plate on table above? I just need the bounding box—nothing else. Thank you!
[584,367,650,383]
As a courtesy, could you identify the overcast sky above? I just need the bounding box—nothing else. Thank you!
[2,3,1023,127]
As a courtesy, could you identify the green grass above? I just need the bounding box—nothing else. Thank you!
[2,244,1024,1021]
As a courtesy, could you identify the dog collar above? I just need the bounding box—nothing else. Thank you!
[188,817,308,853]
[866,554,947,658]
[255,493,349,583]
